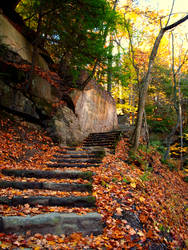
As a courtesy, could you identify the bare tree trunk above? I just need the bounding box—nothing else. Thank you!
[132,14,188,152]
[106,0,119,93]
[164,32,187,162]
[178,77,183,168]
[107,35,113,92]
[132,29,165,151]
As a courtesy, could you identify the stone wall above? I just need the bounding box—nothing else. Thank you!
[71,80,118,135]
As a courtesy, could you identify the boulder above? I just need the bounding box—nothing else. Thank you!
[47,106,85,146]
[71,79,118,135]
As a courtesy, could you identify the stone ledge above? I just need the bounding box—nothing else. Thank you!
[0,212,103,236]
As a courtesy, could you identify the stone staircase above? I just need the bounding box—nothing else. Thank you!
[0,130,120,236]
[82,130,121,149]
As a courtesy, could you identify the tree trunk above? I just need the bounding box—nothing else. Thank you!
[132,13,188,152]
[132,29,165,151]
[107,35,113,92]
[106,0,118,93]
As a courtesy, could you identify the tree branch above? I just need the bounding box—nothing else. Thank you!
[163,14,188,31]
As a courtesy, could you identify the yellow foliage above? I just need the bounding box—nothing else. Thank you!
[111,85,137,115]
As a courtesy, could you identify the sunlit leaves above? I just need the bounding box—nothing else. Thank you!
[0,118,187,248]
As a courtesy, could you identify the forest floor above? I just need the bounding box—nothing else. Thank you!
[0,115,187,249]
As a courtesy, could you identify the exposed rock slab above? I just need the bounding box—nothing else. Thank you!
[71,80,118,135]
[0,14,48,70]
[0,212,103,236]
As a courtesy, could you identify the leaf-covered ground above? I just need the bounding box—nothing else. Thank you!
[0,117,187,249]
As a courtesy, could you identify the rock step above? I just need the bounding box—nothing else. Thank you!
[2,169,94,180]
[85,135,119,139]
[83,143,114,147]
[83,140,115,143]
[56,150,104,155]
[58,147,90,151]
[89,131,121,136]
[0,212,103,236]
[84,137,118,140]
[49,158,101,164]
[83,140,116,144]
[59,147,76,150]
[0,195,96,207]
[0,180,92,192]
[46,163,100,168]
[53,154,98,159]
[83,141,115,144]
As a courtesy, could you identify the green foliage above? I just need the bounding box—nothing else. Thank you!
[16,0,118,80]
[183,176,188,183]
[140,171,151,182]
[122,177,131,184]
[146,103,176,134]
[158,224,170,233]
[150,140,165,154]
[160,158,177,171]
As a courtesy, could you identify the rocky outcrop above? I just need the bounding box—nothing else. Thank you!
[0,12,118,146]
[0,80,39,119]
[71,80,118,135]
[47,106,85,146]
[0,14,48,70]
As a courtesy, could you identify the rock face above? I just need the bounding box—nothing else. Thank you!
[0,14,48,70]
[0,13,56,104]
[0,13,118,145]
[48,106,85,146]
[71,80,118,135]
[0,80,39,119]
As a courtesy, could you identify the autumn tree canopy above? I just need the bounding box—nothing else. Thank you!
[16,0,117,82]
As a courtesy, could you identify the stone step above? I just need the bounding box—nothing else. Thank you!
[59,147,76,151]
[46,163,100,168]
[58,147,90,151]
[83,145,114,149]
[49,158,101,164]
[0,195,96,207]
[83,140,116,144]
[53,154,98,159]
[83,141,115,144]
[56,150,104,155]
[0,212,103,236]
[83,140,115,144]
[2,169,94,180]
[83,143,114,147]
[84,136,118,139]
[87,136,119,139]
[90,131,120,136]
[0,180,92,192]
